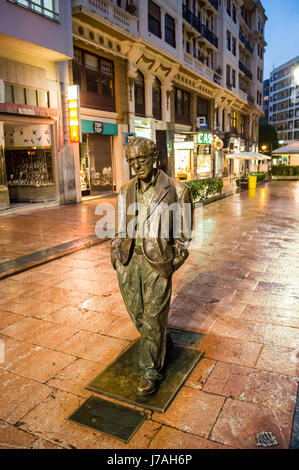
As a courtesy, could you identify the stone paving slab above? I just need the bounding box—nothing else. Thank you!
[0,181,298,449]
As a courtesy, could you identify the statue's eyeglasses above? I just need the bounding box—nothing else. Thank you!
[126,155,152,166]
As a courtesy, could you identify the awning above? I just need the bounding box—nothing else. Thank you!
[272,141,299,154]
[226,152,271,160]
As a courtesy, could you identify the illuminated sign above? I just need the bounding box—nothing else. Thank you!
[197,132,213,145]
[213,137,224,150]
[67,85,81,143]
[174,141,195,150]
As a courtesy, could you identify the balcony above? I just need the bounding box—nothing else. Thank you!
[182,4,200,33]
[238,89,248,102]
[239,61,253,80]
[247,95,255,105]
[72,0,139,35]
[183,5,218,48]
[199,24,218,49]
[239,31,253,54]
[183,52,221,85]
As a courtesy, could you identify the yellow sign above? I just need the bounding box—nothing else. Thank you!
[68,85,81,144]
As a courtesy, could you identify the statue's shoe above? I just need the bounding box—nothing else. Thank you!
[136,377,157,397]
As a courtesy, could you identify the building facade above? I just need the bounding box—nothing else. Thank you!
[0,0,267,210]
[68,0,266,195]
[262,78,269,122]
[268,56,299,146]
[0,0,81,211]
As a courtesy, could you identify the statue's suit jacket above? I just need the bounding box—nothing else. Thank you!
[111,170,193,279]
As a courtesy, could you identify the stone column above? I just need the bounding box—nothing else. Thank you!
[161,84,172,123]
[128,75,136,132]
[56,60,81,206]
[144,75,155,118]
[0,121,9,210]
[218,106,224,131]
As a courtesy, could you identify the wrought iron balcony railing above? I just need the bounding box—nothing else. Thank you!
[239,31,253,54]
[239,61,253,80]
[199,23,218,48]
[182,5,218,48]
[182,4,200,32]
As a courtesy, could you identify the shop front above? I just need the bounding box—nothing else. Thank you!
[80,119,118,197]
[195,131,213,178]
[174,133,194,181]
[0,120,57,209]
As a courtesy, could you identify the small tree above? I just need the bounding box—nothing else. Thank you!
[259,123,279,155]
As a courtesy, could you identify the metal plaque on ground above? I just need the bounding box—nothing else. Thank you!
[68,395,147,443]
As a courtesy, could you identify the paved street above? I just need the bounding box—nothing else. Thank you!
[0,180,298,449]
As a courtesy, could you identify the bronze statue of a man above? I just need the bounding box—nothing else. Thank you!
[111,137,192,397]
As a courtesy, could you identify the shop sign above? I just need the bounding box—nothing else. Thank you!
[213,137,224,150]
[93,121,103,134]
[67,85,81,144]
[197,132,213,145]
[17,108,35,116]
[174,142,195,150]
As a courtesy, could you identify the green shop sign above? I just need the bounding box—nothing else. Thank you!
[198,132,213,145]
[81,120,118,136]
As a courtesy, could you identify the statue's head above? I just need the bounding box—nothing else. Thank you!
[126,137,158,181]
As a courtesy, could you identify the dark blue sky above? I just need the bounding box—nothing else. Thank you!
[262,0,299,78]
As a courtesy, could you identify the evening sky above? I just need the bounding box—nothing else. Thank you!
[262,0,299,79]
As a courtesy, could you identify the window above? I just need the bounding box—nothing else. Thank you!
[165,14,176,48]
[148,0,161,38]
[232,69,236,88]
[226,30,231,51]
[101,59,114,98]
[227,0,231,16]
[72,48,115,110]
[9,0,59,21]
[152,77,162,120]
[231,110,237,133]
[295,131,299,139]
[175,88,190,125]
[288,121,293,129]
[85,53,98,94]
[226,64,231,87]
[134,70,145,116]
[232,37,236,56]
[232,3,237,23]
[295,120,299,128]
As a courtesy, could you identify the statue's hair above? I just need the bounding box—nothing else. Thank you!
[126,137,157,158]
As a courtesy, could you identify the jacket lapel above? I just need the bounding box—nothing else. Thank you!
[146,170,170,220]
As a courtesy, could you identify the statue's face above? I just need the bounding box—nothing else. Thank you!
[126,152,156,181]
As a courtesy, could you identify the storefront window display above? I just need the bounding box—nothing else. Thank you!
[3,123,56,204]
[87,134,112,195]
[79,136,91,196]
[174,139,194,181]
[5,148,53,187]
[196,132,213,177]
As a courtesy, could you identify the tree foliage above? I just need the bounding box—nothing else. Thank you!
[259,123,279,154]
